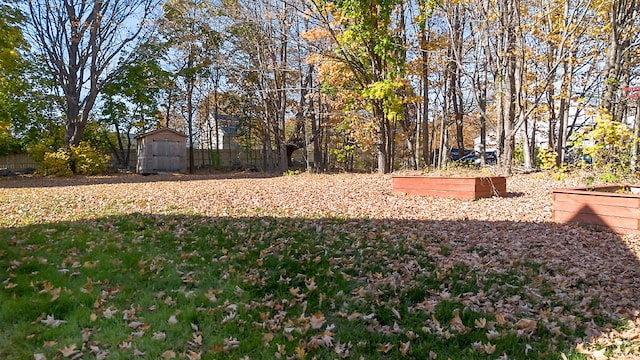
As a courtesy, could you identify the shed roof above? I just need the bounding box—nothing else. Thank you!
[136,127,187,139]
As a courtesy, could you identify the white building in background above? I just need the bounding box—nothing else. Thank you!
[192,113,241,150]
[473,131,498,153]
[213,114,240,150]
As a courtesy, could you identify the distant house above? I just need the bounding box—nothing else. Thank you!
[214,114,240,150]
[136,128,187,174]
[474,131,499,152]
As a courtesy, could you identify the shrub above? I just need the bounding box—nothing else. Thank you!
[28,138,55,165]
[570,110,634,173]
[37,149,72,177]
[70,141,110,175]
[537,148,557,170]
[599,172,619,183]
[33,142,110,177]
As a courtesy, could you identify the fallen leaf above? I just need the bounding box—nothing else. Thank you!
[310,312,326,329]
[391,307,402,320]
[41,314,66,328]
[58,344,79,358]
[484,342,496,354]
[294,346,306,359]
[592,348,608,360]
[186,351,201,360]
[450,309,469,333]
[128,321,144,329]
[305,277,317,291]
[224,337,240,350]
[474,318,486,329]
[576,343,590,354]
[133,349,145,356]
[515,318,537,330]
[378,343,393,353]
[50,287,61,302]
[400,341,410,356]
[263,333,274,347]
[161,350,176,359]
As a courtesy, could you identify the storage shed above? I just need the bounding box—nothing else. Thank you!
[136,128,187,174]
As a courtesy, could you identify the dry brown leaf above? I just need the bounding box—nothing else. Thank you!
[128,321,144,329]
[592,348,608,360]
[133,348,146,356]
[515,318,537,330]
[310,312,326,329]
[161,350,176,359]
[58,344,79,358]
[263,333,274,347]
[377,343,393,353]
[576,343,590,355]
[400,341,410,356]
[186,351,201,360]
[450,309,469,333]
[294,346,306,359]
[484,342,496,355]
[50,287,61,302]
[495,313,508,326]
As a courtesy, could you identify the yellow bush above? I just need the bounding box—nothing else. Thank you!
[571,110,634,170]
[38,149,73,177]
[537,148,557,170]
[70,142,110,175]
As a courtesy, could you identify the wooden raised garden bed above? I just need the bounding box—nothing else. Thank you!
[552,185,640,234]
[392,176,506,200]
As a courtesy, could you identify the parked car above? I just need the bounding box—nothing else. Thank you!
[448,148,476,163]
[564,149,592,164]
[475,150,497,165]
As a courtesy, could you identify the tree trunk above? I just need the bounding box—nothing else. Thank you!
[602,30,621,116]
[632,101,640,172]
[312,90,322,173]
[421,27,430,167]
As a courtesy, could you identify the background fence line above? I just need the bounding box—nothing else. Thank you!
[0,149,265,173]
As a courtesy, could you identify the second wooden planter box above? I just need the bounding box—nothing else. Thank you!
[392,176,506,200]
[552,185,640,234]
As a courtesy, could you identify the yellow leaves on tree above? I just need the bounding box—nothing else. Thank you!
[571,109,635,171]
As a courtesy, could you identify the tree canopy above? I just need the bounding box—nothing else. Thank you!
[1,0,639,174]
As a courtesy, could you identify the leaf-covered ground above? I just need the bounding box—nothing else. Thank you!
[1,172,639,359]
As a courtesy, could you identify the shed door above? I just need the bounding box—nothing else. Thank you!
[152,139,184,172]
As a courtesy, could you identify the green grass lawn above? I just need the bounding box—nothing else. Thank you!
[1,211,599,359]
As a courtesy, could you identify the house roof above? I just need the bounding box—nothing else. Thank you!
[136,127,187,139]
[214,114,240,135]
